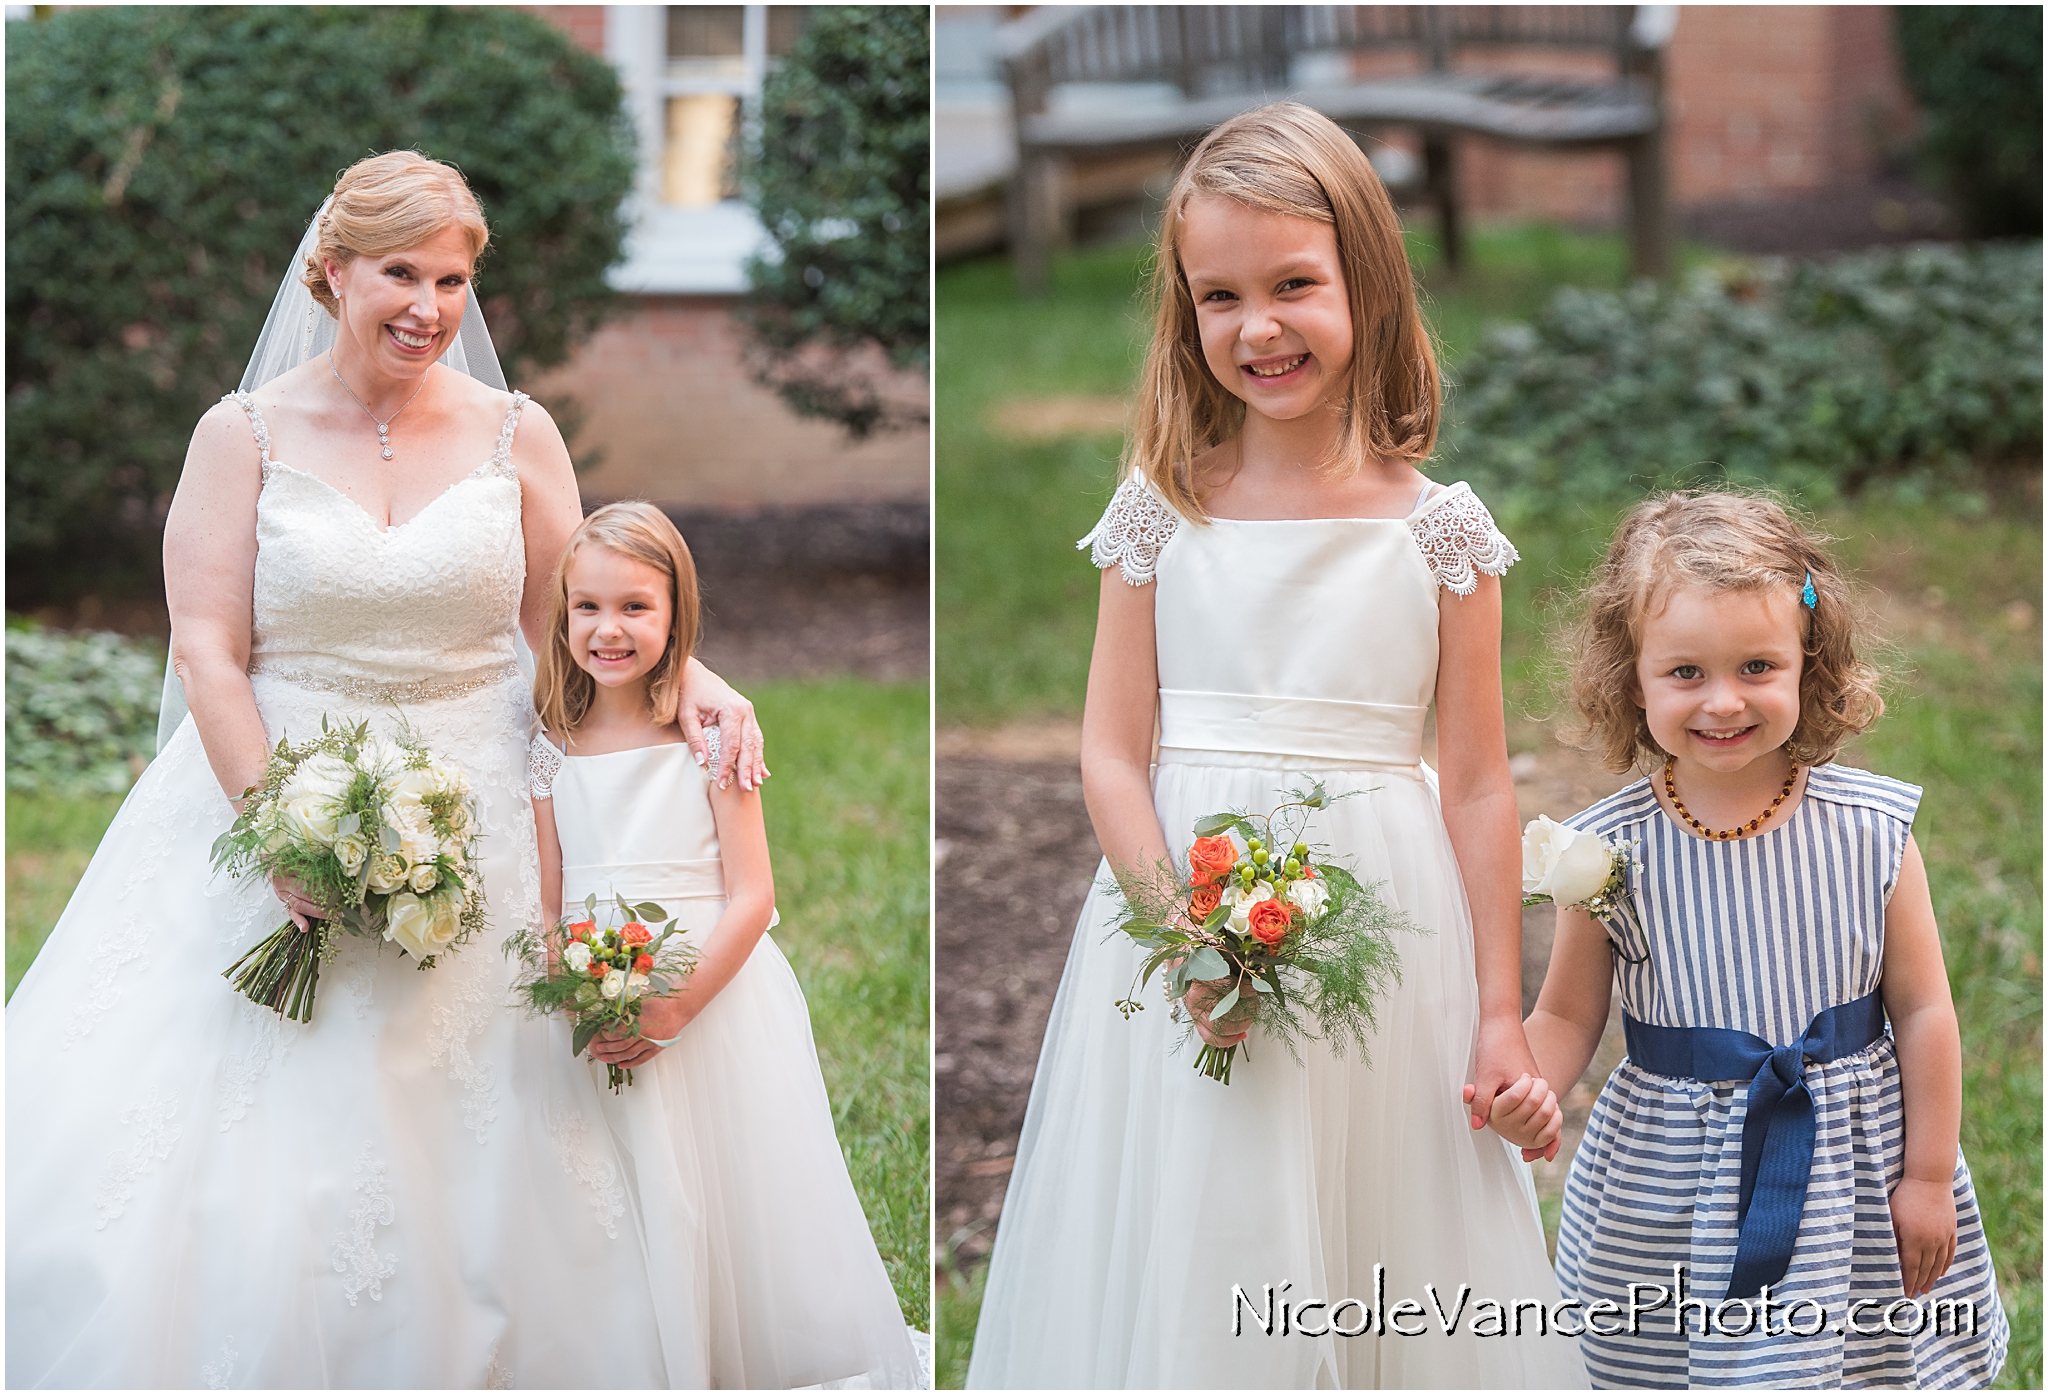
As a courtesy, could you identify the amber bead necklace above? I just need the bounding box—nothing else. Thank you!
[1662,758,1799,841]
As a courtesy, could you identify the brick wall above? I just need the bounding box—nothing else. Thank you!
[522,5,606,56]
[528,297,929,509]
[1418,6,1915,225]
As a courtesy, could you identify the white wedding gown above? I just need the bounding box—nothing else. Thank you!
[5,393,918,1390]
[965,477,1589,1390]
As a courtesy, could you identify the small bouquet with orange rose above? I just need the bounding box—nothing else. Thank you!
[1107,782,1414,1084]
[507,893,701,1092]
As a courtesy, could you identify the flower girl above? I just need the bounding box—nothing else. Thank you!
[526,502,919,1388]
[966,102,1584,1389]
[1492,492,2007,1386]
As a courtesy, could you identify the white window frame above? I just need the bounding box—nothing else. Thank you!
[605,5,774,295]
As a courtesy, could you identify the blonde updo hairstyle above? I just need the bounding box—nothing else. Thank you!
[1126,101,1441,522]
[1565,490,1885,774]
[302,151,490,317]
[533,502,702,742]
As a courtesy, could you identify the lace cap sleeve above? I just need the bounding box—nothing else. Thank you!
[1409,483,1519,596]
[528,731,564,800]
[1076,473,1182,585]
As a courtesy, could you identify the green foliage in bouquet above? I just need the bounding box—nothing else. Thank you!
[507,893,701,1092]
[1106,784,1415,1084]
[211,715,485,1021]
[740,5,930,437]
[1445,243,2042,521]
[6,5,636,604]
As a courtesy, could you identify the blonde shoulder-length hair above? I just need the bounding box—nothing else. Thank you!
[1125,101,1440,522]
[303,150,491,316]
[533,502,701,741]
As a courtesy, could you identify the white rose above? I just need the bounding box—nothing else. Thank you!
[564,941,592,973]
[367,849,408,894]
[333,831,369,873]
[600,968,626,1000]
[407,861,439,894]
[1522,816,1615,906]
[422,894,463,950]
[281,792,343,846]
[388,762,437,810]
[626,972,650,1000]
[384,892,434,959]
[1287,876,1330,919]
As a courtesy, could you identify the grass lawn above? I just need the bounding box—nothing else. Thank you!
[935,229,2040,1385]
[5,676,932,1333]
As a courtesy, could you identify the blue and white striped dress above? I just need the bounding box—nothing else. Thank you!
[1556,763,2008,1388]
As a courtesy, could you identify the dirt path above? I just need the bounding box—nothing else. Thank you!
[936,726,1631,1275]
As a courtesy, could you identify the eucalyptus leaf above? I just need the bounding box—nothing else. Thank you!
[1191,813,1239,837]
[1209,985,1240,1020]
[571,1020,600,1059]
[1186,946,1229,981]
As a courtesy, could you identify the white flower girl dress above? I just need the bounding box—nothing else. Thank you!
[529,734,923,1389]
[966,477,1587,1389]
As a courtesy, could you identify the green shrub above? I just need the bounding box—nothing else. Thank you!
[1443,243,2043,521]
[1896,7,2042,238]
[6,6,635,604]
[740,5,930,437]
[5,625,163,795]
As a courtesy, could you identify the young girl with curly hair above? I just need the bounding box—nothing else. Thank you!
[1489,491,2007,1387]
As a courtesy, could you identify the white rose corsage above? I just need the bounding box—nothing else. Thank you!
[1520,815,1638,919]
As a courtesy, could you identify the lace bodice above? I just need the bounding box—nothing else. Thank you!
[1078,473,1520,766]
[227,392,528,695]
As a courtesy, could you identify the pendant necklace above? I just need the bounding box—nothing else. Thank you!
[1662,758,1799,840]
[329,351,427,461]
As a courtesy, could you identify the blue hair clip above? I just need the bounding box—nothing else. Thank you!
[1801,573,1818,609]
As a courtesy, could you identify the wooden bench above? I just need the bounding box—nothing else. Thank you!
[1000,5,1674,293]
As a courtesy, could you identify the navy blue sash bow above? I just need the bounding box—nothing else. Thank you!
[1623,989,1887,1299]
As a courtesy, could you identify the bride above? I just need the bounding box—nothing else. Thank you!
[5,152,914,1389]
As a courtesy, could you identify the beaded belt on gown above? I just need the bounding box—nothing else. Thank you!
[248,658,522,703]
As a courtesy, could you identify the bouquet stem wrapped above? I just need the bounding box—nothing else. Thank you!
[1106,783,1417,1084]
[210,716,485,1022]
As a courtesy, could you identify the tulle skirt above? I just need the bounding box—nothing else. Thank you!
[4,678,917,1389]
[966,752,1588,1390]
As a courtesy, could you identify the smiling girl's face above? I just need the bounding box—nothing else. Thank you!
[1635,584,1806,775]
[564,545,674,695]
[1178,195,1354,426]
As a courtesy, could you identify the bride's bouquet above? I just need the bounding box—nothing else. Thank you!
[211,716,485,1022]
[1106,783,1413,1084]
[507,894,701,1092]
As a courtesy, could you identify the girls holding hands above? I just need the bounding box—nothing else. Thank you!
[528,502,919,1388]
[969,103,1582,1388]
[1496,493,2006,1386]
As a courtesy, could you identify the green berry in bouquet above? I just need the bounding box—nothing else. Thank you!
[1104,782,1420,1085]
[508,892,702,1092]
[210,716,486,1023]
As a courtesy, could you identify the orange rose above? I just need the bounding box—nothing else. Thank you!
[1247,898,1292,949]
[1187,885,1223,922]
[569,920,597,941]
[622,922,652,947]
[1188,834,1238,882]
[634,953,654,973]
